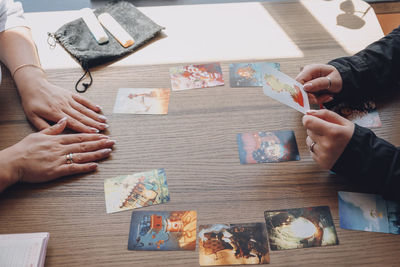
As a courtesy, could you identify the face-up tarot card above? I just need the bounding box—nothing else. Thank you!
[113,88,170,114]
[128,210,197,250]
[264,206,338,250]
[237,130,300,164]
[170,63,224,91]
[262,66,310,114]
[229,62,280,87]
[328,101,382,128]
[104,169,170,214]
[198,223,270,266]
[338,191,400,234]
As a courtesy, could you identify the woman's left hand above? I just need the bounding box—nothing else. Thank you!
[18,77,109,133]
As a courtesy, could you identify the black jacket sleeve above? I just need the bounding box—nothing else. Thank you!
[327,27,400,202]
[328,26,400,104]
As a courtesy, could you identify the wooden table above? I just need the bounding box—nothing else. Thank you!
[1,0,400,266]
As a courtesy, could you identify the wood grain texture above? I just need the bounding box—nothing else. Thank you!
[1,1,400,266]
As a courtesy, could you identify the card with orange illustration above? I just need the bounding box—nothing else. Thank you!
[262,66,310,114]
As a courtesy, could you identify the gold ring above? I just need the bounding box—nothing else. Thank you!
[310,142,316,153]
[326,76,332,90]
[66,153,74,164]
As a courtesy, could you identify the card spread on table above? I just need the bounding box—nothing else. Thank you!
[113,88,170,114]
[198,223,270,266]
[128,210,197,251]
[338,191,400,234]
[169,63,224,91]
[237,130,300,164]
[262,66,310,114]
[329,101,382,128]
[104,169,170,213]
[229,62,280,87]
[264,206,338,250]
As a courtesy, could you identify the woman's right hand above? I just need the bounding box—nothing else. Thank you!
[295,64,343,105]
[0,117,115,190]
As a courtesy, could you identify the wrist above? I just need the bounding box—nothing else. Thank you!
[13,66,48,95]
[0,146,21,192]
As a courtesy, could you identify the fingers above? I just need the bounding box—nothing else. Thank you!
[306,109,348,126]
[64,106,109,132]
[306,135,319,154]
[302,113,335,136]
[64,139,116,154]
[58,133,109,145]
[28,114,51,131]
[64,115,101,134]
[72,93,102,113]
[68,148,112,164]
[41,117,67,135]
[296,64,334,84]
[70,101,108,123]
[55,162,98,177]
[303,76,332,93]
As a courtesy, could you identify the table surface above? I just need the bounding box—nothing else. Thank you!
[1,0,400,266]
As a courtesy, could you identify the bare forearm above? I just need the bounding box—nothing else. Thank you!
[0,147,19,192]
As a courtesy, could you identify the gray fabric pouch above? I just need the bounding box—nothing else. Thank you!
[48,1,164,92]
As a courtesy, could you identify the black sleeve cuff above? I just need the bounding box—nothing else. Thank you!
[332,124,400,201]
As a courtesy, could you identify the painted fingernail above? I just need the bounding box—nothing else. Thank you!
[324,97,334,103]
[95,105,103,111]
[304,83,312,88]
[306,110,318,115]
[90,163,98,168]
[100,135,110,139]
[100,123,109,129]
[105,139,116,145]
[102,148,112,154]
[90,127,100,133]
[58,117,68,124]
[99,115,107,121]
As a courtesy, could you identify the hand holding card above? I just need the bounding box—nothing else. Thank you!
[262,66,310,114]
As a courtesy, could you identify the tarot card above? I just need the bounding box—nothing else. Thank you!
[198,223,270,266]
[262,66,310,114]
[113,88,170,114]
[128,210,197,251]
[170,63,224,91]
[328,101,382,128]
[237,130,300,164]
[229,62,280,87]
[338,191,400,234]
[264,206,338,250]
[104,169,170,214]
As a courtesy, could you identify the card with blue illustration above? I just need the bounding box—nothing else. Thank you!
[229,62,280,87]
[237,130,300,164]
[128,210,197,251]
[338,191,400,234]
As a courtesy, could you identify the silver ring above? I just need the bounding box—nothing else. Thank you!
[326,76,332,90]
[310,142,316,153]
[66,153,74,164]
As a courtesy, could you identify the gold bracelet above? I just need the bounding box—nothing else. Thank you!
[11,64,45,80]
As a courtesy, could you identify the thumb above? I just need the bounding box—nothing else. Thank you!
[41,117,67,135]
[306,109,348,126]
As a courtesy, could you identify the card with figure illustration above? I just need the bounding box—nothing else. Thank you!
[104,169,170,214]
[264,206,338,250]
[128,210,197,251]
[170,63,224,91]
[338,191,400,234]
[198,223,270,266]
[113,88,170,114]
[262,66,310,114]
[328,101,382,128]
[229,62,280,87]
[237,130,300,164]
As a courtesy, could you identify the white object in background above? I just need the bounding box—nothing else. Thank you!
[80,8,108,44]
[0,232,50,267]
[98,13,134,48]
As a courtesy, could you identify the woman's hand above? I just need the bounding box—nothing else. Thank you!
[0,117,115,191]
[16,71,109,133]
[303,109,354,170]
[296,64,343,105]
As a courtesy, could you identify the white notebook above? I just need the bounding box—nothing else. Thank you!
[0,232,49,267]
